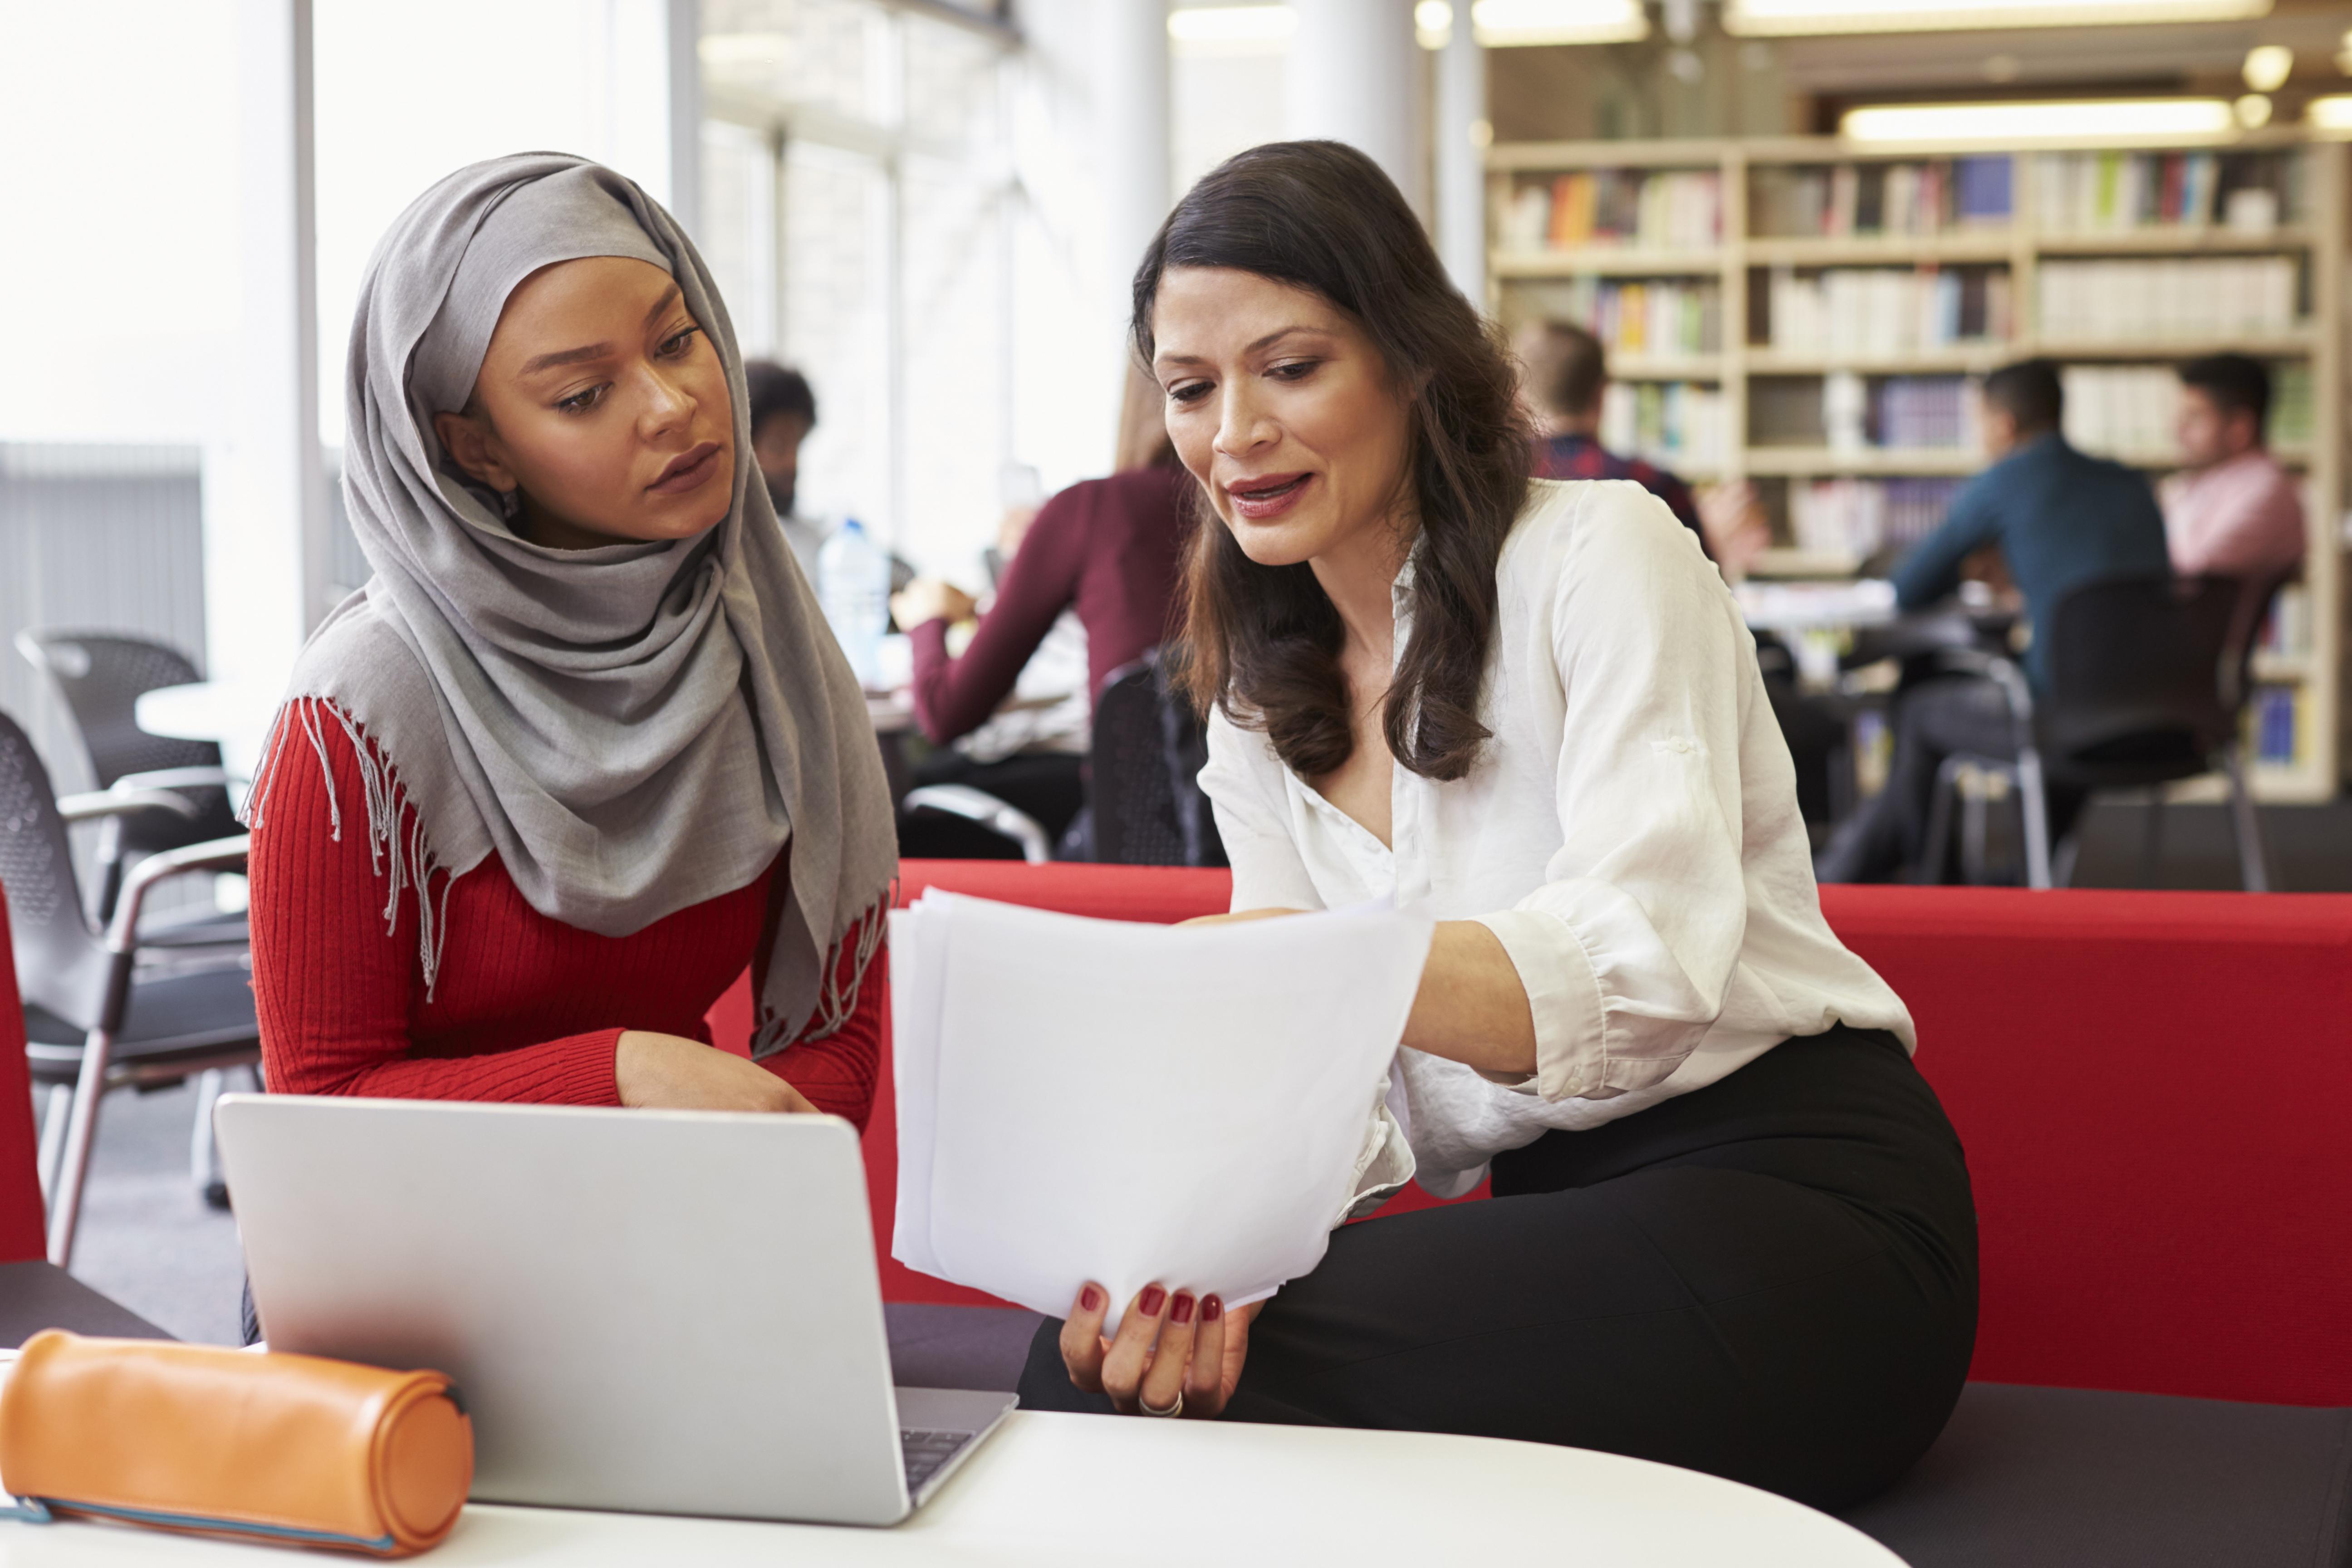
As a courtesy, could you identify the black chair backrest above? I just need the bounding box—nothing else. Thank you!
[17,632,221,787]
[0,710,109,1030]
[1088,652,1227,869]
[2040,574,2236,767]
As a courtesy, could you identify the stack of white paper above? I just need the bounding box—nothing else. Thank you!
[891,892,1433,1330]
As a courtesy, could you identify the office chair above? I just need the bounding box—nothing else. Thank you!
[1922,572,2278,891]
[0,710,258,1266]
[15,631,247,939]
[1088,652,1227,869]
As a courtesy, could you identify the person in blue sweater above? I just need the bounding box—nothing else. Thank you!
[1815,360,2170,883]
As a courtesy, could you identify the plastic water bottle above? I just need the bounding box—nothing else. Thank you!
[818,518,892,689]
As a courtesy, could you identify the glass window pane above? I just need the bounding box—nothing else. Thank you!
[899,156,1006,573]
[781,142,892,535]
[903,15,1002,149]
[701,0,888,127]
[699,121,777,360]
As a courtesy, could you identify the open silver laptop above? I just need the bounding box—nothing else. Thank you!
[215,1096,1014,1527]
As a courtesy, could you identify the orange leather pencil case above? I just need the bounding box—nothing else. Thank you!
[0,1330,472,1555]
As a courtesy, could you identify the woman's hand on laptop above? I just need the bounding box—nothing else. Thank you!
[1057,1281,1258,1418]
[615,1030,819,1114]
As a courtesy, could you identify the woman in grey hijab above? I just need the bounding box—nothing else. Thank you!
[242,154,897,1118]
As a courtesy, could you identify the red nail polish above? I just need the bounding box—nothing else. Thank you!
[1170,1292,1196,1325]
[1080,1285,1103,1313]
[1202,1295,1223,1323]
[1140,1285,1167,1317]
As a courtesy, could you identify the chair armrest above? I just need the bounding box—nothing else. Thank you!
[110,765,245,795]
[902,785,1053,865]
[104,835,251,956]
[54,789,203,826]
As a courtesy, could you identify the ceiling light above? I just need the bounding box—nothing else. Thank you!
[1471,0,1649,46]
[1416,0,1454,48]
[2243,44,2293,93]
[2310,95,2352,133]
[1166,5,1297,46]
[2235,92,2274,127]
[1728,0,2269,37]
[1842,98,2238,143]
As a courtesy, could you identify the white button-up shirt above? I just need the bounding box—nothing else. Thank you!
[1200,479,1915,1199]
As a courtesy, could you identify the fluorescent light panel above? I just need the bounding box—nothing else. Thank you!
[1729,0,2268,36]
[1842,98,2238,142]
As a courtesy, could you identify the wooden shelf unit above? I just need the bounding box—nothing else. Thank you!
[1487,132,2347,802]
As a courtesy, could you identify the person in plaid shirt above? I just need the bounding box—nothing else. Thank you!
[1515,321,1708,556]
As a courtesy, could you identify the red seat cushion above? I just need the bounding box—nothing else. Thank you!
[712,863,2352,1405]
[0,884,52,1262]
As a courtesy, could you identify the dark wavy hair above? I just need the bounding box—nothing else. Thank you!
[1136,141,1530,782]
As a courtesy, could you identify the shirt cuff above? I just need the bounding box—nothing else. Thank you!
[537,1028,630,1107]
[1470,908,1608,1103]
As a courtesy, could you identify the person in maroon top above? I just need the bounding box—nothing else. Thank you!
[889,452,1193,850]
[247,156,896,1138]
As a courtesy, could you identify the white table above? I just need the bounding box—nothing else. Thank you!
[131,682,285,787]
[0,1411,1899,1566]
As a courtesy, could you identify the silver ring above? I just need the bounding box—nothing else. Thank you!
[1137,1389,1184,1418]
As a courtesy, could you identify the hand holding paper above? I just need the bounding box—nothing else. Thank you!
[890,893,1433,1330]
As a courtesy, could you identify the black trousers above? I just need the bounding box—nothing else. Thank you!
[1018,1025,1978,1511]
[1816,674,2086,884]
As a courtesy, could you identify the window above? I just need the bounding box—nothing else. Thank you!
[700,0,1014,574]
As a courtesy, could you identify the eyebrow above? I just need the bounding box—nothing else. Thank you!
[516,286,686,377]
[1154,324,1323,368]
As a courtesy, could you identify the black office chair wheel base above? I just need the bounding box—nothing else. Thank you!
[202,1181,231,1211]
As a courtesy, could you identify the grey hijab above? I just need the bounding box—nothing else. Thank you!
[246,153,895,1051]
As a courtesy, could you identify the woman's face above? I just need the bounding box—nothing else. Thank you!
[1151,266,1414,569]
[434,256,735,550]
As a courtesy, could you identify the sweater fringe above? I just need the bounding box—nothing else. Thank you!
[242,697,457,1000]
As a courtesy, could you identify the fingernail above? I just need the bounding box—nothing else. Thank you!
[1080,1285,1103,1313]
[1170,1292,1196,1325]
[1202,1295,1223,1323]
[1140,1285,1167,1317]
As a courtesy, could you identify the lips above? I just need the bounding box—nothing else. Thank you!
[1227,471,1313,521]
[649,441,722,495]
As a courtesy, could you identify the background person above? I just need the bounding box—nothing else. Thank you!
[246,156,895,1129]
[745,359,828,576]
[1514,319,1705,544]
[1017,140,1973,1514]
[1813,360,2169,884]
[2161,353,2305,581]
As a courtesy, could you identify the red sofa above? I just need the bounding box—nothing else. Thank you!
[740,864,2352,1411]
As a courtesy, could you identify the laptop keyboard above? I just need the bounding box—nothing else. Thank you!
[901,1428,977,1494]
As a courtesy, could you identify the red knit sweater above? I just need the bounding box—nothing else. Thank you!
[248,708,884,1128]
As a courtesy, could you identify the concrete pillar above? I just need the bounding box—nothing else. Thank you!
[1100,0,1172,293]
[1434,3,1487,307]
[1286,0,1426,219]
[212,0,322,688]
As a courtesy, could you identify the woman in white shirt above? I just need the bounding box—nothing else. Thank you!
[1016,142,1977,1511]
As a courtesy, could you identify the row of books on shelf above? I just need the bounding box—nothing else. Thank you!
[2258,585,2312,661]
[1500,169,1722,253]
[1598,381,1730,473]
[1519,277,1723,358]
[2037,257,2299,343]
[1760,266,2012,358]
[1785,477,1964,561]
[1752,159,2012,240]
[2249,685,2307,768]
[2030,150,2296,235]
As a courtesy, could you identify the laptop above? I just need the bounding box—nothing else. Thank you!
[214,1096,1015,1527]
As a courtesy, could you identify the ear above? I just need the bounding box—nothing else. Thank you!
[431,409,517,494]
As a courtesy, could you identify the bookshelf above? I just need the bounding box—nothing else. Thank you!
[1487,131,2347,803]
